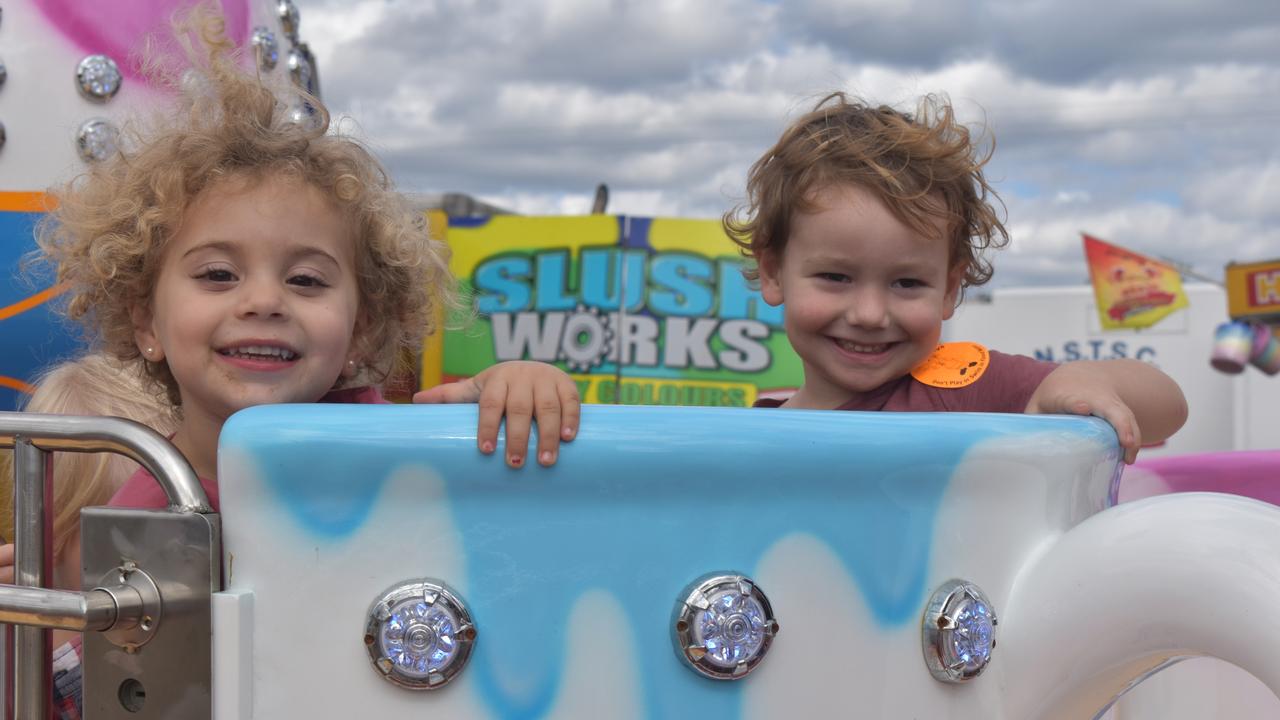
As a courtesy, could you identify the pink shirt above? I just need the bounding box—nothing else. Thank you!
[108,386,389,511]
[755,350,1056,413]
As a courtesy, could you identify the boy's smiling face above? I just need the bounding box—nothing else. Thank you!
[759,183,963,409]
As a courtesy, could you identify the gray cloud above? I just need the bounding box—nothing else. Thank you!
[299,0,1280,287]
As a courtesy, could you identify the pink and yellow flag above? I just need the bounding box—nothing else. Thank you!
[1082,234,1188,330]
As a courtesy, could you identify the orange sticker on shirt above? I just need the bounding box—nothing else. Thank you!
[910,342,990,388]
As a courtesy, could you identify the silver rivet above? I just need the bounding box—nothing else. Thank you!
[251,27,279,71]
[365,579,476,690]
[76,119,119,163]
[922,579,997,683]
[76,54,122,101]
[673,573,778,680]
[286,47,311,91]
[277,0,299,41]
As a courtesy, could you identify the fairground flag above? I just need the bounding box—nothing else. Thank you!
[1082,234,1189,330]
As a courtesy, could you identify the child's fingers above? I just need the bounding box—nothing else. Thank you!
[0,543,14,584]
[475,377,509,456]
[500,382,534,468]
[557,375,581,443]
[413,379,480,404]
[532,382,562,466]
[1091,399,1141,464]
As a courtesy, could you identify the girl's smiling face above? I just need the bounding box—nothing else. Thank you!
[133,172,362,427]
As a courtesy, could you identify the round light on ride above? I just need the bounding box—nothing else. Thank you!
[673,573,778,680]
[76,54,122,101]
[365,579,476,690]
[922,579,997,683]
[277,0,300,41]
[252,27,279,71]
[76,119,119,163]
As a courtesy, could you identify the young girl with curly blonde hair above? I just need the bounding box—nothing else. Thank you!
[37,6,579,509]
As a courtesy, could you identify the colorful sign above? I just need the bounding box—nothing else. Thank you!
[1082,234,1189,330]
[435,215,803,406]
[1225,258,1280,323]
[0,193,82,410]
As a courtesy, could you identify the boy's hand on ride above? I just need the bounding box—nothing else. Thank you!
[1025,365,1142,464]
[0,543,13,584]
[413,361,581,468]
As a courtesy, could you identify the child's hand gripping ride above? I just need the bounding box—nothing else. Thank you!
[414,361,581,468]
[1025,359,1187,464]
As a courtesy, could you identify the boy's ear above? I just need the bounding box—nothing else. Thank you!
[758,252,784,307]
[941,264,966,320]
[130,303,164,362]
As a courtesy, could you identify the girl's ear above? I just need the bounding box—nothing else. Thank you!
[342,312,371,378]
[130,303,165,362]
[758,251,784,307]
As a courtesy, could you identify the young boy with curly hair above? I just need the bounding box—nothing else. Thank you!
[724,93,1186,462]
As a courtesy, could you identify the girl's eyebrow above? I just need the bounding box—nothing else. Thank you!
[181,239,240,259]
[285,245,342,268]
[181,239,342,268]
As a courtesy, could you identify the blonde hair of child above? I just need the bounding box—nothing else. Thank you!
[0,354,177,561]
[724,92,1009,293]
[37,2,455,408]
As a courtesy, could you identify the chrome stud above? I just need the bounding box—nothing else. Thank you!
[922,579,997,683]
[76,119,119,163]
[277,0,300,41]
[76,54,122,101]
[251,27,279,71]
[365,579,476,690]
[673,573,778,680]
[286,47,312,91]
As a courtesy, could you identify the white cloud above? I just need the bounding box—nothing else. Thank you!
[297,0,1280,287]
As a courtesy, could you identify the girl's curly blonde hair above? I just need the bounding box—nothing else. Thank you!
[37,4,454,408]
[724,92,1008,294]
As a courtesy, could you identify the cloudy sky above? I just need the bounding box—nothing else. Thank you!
[301,0,1279,288]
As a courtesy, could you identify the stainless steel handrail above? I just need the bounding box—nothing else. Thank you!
[0,586,121,631]
[0,411,210,513]
[0,411,211,719]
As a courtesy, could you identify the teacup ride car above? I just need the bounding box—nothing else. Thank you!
[1,404,1278,719]
[1099,449,1280,719]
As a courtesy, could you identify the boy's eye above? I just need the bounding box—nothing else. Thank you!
[288,273,329,288]
[816,272,850,283]
[895,278,925,289]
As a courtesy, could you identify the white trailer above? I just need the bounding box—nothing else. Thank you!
[944,283,1280,454]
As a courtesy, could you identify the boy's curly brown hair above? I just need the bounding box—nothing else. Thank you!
[723,92,1008,294]
[37,4,454,408]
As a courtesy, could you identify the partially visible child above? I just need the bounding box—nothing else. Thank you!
[0,353,176,719]
[724,92,1186,462]
[37,2,579,512]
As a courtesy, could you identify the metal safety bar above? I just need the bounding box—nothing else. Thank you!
[0,412,210,513]
[0,411,212,720]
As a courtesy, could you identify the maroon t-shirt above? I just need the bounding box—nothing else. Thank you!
[108,386,390,512]
[755,350,1056,413]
